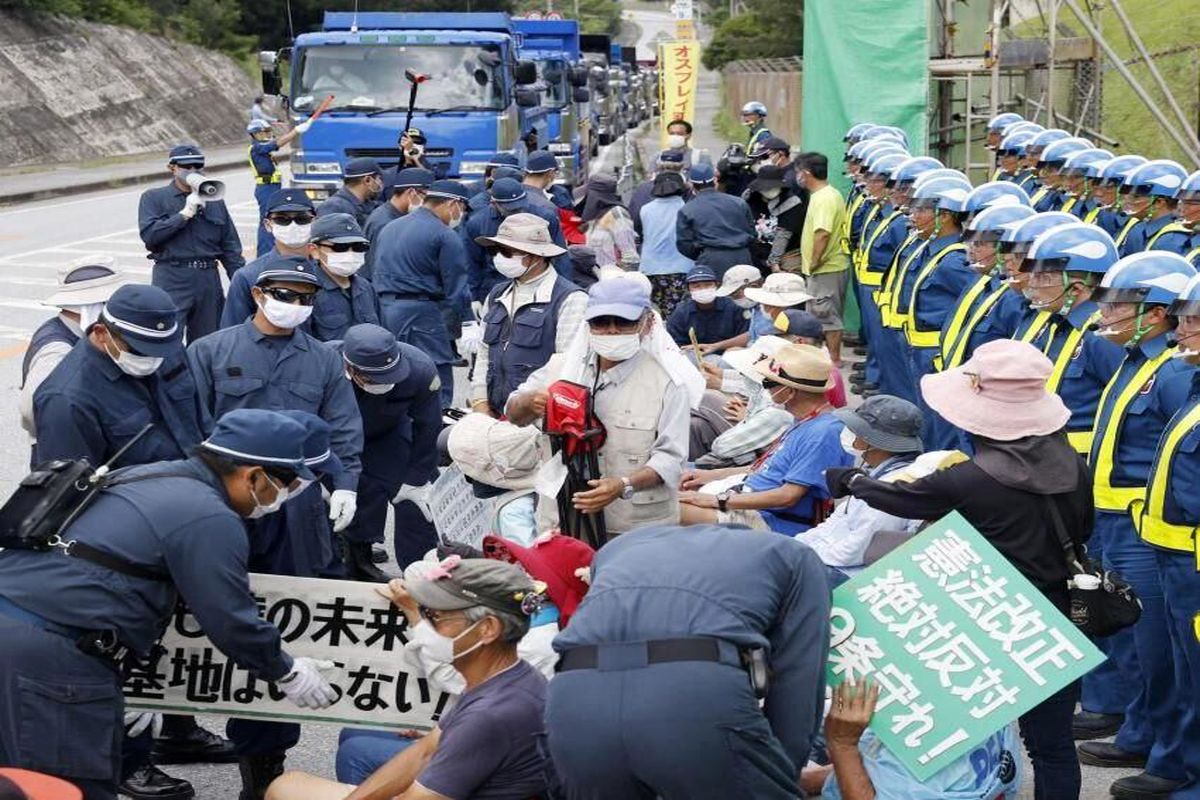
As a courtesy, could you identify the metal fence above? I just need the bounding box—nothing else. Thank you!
[722,58,803,145]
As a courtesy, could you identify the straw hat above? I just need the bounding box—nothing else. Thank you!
[753,343,834,393]
[743,272,813,307]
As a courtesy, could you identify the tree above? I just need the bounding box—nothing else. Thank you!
[702,5,801,70]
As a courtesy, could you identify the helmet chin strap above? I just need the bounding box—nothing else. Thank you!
[1127,303,1155,349]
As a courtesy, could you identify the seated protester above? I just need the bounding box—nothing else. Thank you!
[800,680,1023,800]
[666,265,751,351]
[334,536,593,786]
[776,308,846,407]
[266,559,550,800]
[796,395,924,584]
[688,263,761,357]
[679,343,852,534]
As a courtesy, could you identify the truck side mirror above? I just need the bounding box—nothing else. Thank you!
[259,50,280,96]
[514,60,538,85]
[572,87,590,103]
[516,88,540,108]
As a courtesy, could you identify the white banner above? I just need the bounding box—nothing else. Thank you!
[429,465,495,549]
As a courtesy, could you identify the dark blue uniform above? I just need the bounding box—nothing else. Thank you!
[318,187,369,226]
[372,207,469,405]
[340,343,442,568]
[34,340,207,468]
[675,190,757,277]
[546,525,830,799]
[1091,207,1127,238]
[137,183,245,342]
[0,458,292,799]
[362,203,405,281]
[308,267,382,343]
[1119,215,1187,257]
[665,296,750,348]
[249,140,282,257]
[462,202,569,302]
[219,251,288,329]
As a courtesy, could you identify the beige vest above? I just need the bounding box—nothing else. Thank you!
[536,352,680,535]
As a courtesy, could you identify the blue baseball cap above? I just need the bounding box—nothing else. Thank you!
[256,255,321,287]
[689,162,716,184]
[99,284,182,357]
[310,213,368,245]
[775,308,824,340]
[200,409,315,480]
[344,157,382,179]
[168,144,205,166]
[491,166,525,183]
[393,168,434,191]
[685,265,719,284]
[427,180,471,202]
[659,150,685,165]
[266,189,315,214]
[488,152,520,168]
[277,410,343,477]
[342,323,410,384]
[490,178,527,204]
[525,150,558,174]
[585,277,652,321]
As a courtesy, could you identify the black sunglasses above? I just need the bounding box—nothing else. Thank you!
[174,163,205,171]
[262,287,316,305]
[269,213,315,225]
[320,242,369,254]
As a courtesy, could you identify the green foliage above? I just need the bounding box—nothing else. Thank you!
[702,7,801,70]
[509,0,620,37]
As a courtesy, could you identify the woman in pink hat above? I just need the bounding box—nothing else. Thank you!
[826,338,1092,800]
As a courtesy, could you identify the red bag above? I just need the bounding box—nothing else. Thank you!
[543,380,606,455]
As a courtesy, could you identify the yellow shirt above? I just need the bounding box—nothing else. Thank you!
[802,184,850,276]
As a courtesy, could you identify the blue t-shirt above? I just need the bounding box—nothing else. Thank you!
[743,412,851,534]
[417,659,549,800]
[748,306,776,343]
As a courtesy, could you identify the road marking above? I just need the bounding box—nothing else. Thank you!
[0,186,150,217]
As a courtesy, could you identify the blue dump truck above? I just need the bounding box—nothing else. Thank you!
[259,12,547,198]
[513,18,592,186]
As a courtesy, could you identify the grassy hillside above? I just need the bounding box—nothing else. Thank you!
[1015,1,1200,165]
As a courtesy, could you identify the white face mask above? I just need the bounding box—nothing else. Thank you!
[840,426,867,457]
[247,474,289,519]
[259,295,314,329]
[272,222,312,248]
[493,252,529,279]
[733,296,756,309]
[589,332,641,361]
[667,134,687,149]
[690,288,718,304]
[324,251,365,277]
[760,187,783,200]
[411,617,486,666]
[360,381,394,395]
[104,339,163,377]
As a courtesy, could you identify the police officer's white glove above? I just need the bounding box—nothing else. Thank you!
[180,193,203,219]
[328,489,358,533]
[295,120,313,134]
[123,711,162,738]
[470,300,484,320]
[278,657,338,709]
[393,482,433,522]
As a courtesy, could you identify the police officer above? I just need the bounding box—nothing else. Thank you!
[467,165,525,220]
[1119,159,1191,257]
[305,213,382,342]
[1175,171,1200,268]
[137,144,245,342]
[1058,148,1112,219]
[246,118,311,256]
[1033,138,1092,212]
[0,408,337,800]
[1092,155,1148,244]
[362,167,434,279]
[470,213,582,418]
[986,112,1024,176]
[221,189,318,329]
[740,100,771,152]
[372,179,472,406]
[338,324,442,575]
[463,177,569,303]
[675,162,757,278]
[545,524,830,798]
[461,151,520,199]
[521,150,561,214]
[996,126,1042,186]
[1004,212,1080,349]
[1129,274,1200,800]
[20,257,123,446]
[1076,253,1197,792]
[1023,128,1070,200]
[317,157,383,227]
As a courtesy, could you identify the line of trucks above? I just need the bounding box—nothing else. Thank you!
[257,12,660,200]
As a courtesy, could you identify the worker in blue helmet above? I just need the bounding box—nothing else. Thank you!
[1003,212,1079,348]
[1118,160,1191,257]
[741,100,770,152]
[986,111,1024,178]
[997,127,1042,191]
[1175,170,1200,269]
[1058,148,1112,219]
[247,117,312,256]
[1031,137,1092,212]
[1093,155,1147,243]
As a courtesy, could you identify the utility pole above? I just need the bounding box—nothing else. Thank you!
[1047,0,1057,123]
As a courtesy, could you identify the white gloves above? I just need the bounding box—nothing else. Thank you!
[328,489,358,532]
[124,711,162,738]
[295,119,313,134]
[393,482,433,522]
[180,193,203,219]
[470,300,484,320]
[278,657,338,709]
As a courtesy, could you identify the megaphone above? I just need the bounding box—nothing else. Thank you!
[184,171,225,202]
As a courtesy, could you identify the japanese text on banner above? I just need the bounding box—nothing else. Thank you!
[658,40,700,149]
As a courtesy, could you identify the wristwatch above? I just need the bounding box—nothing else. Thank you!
[620,477,635,500]
[717,491,731,513]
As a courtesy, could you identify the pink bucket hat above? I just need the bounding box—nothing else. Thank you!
[920,339,1070,441]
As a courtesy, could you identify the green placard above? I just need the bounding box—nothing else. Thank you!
[826,512,1104,781]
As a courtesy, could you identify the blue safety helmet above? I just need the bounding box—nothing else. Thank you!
[741,101,767,117]
[1167,273,1200,317]
[965,204,1036,243]
[964,181,1032,217]
[844,122,875,143]
[866,152,909,179]
[1094,251,1197,306]
[1001,121,1043,140]
[1024,223,1118,274]
[998,128,1040,157]
[987,112,1024,133]
[871,126,909,148]
[1175,170,1200,201]
[1027,128,1071,153]
[1096,154,1148,187]
[998,211,1078,254]
[889,156,943,187]
[246,119,272,136]
[909,176,973,213]
[912,168,968,193]
[845,139,875,162]
[1062,148,1114,179]
[1122,159,1188,198]
[862,145,908,171]
[1038,137,1093,168]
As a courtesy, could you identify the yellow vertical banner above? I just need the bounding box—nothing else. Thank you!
[657,39,701,149]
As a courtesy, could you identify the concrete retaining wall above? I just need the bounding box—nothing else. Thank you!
[0,12,257,167]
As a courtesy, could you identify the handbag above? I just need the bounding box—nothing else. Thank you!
[1044,496,1142,637]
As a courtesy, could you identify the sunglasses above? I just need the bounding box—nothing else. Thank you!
[262,287,316,305]
[174,163,205,171]
[320,242,369,253]
[269,213,315,225]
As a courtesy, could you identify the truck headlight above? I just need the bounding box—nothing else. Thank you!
[458,161,489,176]
[547,142,573,155]
[304,161,343,175]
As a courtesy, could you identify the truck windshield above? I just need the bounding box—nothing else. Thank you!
[536,59,568,108]
[293,44,506,112]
